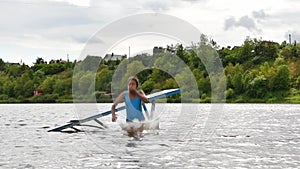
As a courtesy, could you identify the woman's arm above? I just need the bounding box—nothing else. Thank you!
[137,90,149,103]
[111,92,125,122]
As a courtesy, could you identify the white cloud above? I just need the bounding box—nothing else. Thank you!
[50,0,90,7]
[252,10,268,19]
[224,15,261,34]
[0,0,299,64]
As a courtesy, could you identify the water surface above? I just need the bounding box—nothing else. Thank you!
[0,104,299,168]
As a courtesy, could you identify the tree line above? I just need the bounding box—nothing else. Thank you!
[0,36,299,103]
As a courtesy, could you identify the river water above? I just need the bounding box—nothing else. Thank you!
[0,103,299,168]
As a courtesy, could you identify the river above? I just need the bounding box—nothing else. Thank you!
[0,103,299,168]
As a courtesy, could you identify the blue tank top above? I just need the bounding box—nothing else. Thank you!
[125,91,144,122]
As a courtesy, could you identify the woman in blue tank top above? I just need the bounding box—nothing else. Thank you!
[111,76,149,136]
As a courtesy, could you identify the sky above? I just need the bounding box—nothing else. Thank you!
[0,0,299,65]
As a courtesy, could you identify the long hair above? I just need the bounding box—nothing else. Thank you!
[127,76,139,87]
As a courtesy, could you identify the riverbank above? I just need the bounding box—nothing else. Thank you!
[1,89,299,104]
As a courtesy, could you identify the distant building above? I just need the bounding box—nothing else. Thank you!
[153,44,181,55]
[33,90,43,96]
[104,53,126,61]
[153,46,166,55]
[6,62,20,66]
[167,44,178,53]
[232,46,241,50]
[185,46,194,52]
[260,40,279,47]
[49,59,67,64]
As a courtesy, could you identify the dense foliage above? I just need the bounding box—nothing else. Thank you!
[0,37,299,103]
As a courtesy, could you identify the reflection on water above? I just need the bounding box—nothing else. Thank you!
[0,104,299,168]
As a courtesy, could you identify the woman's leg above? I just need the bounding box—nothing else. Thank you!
[138,124,144,132]
[127,126,134,137]
[137,123,144,137]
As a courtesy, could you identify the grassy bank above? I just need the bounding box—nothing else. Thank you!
[1,88,299,104]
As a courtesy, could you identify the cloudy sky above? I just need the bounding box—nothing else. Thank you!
[0,0,299,65]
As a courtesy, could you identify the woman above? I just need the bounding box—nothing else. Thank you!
[111,76,149,136]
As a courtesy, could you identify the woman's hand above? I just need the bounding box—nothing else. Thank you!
[112,113,117,122]
[136,90,149,103]
[111,92,125,122]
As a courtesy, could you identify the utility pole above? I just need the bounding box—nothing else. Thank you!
[289,34,292,45]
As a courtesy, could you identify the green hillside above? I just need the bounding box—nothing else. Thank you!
[0,36,299,103]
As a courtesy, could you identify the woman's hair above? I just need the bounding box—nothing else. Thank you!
[128,76,139,87]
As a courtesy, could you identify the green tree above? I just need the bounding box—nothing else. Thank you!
[281,45,292,58]
[232,73,243,94]
[34,57,46,64]
[78,72,95,95]
[175,68,200,101]
[0,58,5,71]
[270,65,290,91]
[77,56,101,72]
[96,68,113,91]
[188,50,203,69]
[24,80,34,97]
[225,88,234,99]
[244,69,259,94]
[176,44,188,63]
[53,78,72,96]
[13,80,23,97]
[39,76,57,94]
[254,41,279,63]
[225,63,244,94]
[274,57,285,67]
[295,76,300,89]
[218,46,238,65]
[247,75,268,98]
[291,41,298,58]
[6,65,23,77]
[0,76,4,94]
[40,63,65,75]
[120,61,145,89]
[136,69,152,84]
[163,78,178,89]
[3,80,14,97]
[140,79,155,93]
[154,53,183,75]
[226,74,233,89]
[150,69,169,83]
[238,39,255,63]
[198,77,211,95]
